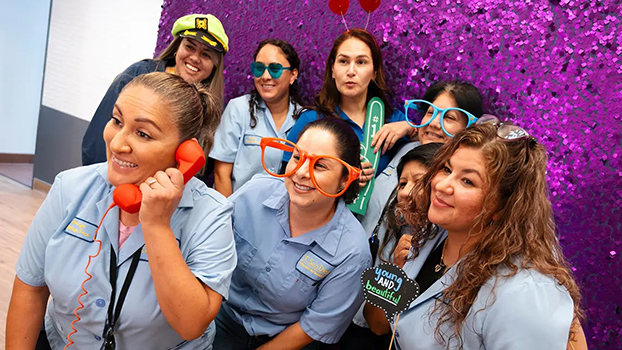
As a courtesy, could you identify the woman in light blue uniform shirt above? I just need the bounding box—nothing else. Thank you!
[342,143,442,349]
[341,81,482,350]
[360,81,483,247]
[7,72,237,349]
[364,120,585,349]
[283,29,409,182]
[211,39,302,196]
[213,118,371,350]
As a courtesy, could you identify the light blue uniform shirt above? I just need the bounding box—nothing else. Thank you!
[393,231,574,350]
[210,95,298,192]
[223,175,372,343]
[283,108,407,175]
[357,141,420,239]
[351,141,419,328]
[16,163,237,350]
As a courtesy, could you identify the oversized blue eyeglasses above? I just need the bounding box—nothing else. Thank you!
[250,62,292,79]
[404,99,478,137]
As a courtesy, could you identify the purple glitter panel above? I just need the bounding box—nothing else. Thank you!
[156,0,621,347]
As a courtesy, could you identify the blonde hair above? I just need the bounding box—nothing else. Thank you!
[401,124,583,347]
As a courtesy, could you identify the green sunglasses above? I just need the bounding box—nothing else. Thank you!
[250,62,292,79]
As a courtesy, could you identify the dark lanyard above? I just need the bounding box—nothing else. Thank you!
[104,245,142,349]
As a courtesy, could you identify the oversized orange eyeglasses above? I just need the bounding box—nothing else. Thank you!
[260,137,362,198]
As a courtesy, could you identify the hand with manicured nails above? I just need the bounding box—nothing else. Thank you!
[394,234,413,269]
[359,159,375,189]
[371,121,412,155]
[138,168,185,229]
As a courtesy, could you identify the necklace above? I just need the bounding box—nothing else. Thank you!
[434,239,448,273]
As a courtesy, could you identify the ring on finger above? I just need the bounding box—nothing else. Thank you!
[147,179,157,187]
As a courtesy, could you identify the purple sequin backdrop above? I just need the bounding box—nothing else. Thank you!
[156,0,621,347]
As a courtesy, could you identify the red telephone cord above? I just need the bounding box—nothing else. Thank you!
[64,203,116,349]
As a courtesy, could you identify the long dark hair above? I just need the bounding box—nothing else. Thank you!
[248,39,303,128]
[299,29,394,119]
[378,143,443,263]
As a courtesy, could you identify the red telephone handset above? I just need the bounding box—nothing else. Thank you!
[112,139,206,214]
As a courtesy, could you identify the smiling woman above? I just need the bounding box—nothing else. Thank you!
[365,123,585,350]
[212,118,369,350]
[7,72,237,350]
[210,39,303,197]
[82,13,229,166]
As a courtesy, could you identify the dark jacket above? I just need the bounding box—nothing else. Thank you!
[81,59,167,165]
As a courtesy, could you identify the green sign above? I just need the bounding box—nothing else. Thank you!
[348,97,385,215]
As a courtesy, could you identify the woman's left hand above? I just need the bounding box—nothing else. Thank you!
[359,159,375,189]
[138,168,185,228]
[371,121,413,155]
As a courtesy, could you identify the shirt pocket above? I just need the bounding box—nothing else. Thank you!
[276,269,319,310]
[233,229,258,273]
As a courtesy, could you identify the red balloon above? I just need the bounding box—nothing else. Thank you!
[328,0,349,15]
[359,0,380,13]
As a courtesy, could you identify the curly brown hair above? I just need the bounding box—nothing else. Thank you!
[401,123,583,347]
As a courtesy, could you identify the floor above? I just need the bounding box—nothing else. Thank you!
[0,163,33,187]
[0,174,47,349]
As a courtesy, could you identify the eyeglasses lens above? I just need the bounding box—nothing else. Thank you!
[262,139,295,176]
[406,101,433,126]
[264,140,349,196]
[267,63,284,79]
[250,62,285,79]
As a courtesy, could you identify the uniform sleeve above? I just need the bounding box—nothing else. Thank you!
[282,111,317,162]
[16,174,66,287]
[480,279,574,349]
[209,98,245,163]
[184,199,237,300]
[299,253,372,343]
[81,61,149,166]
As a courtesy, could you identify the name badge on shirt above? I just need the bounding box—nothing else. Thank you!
[381,166,395,177]
[64,217,97,242]
[243,134,261,146]
[296,251,335,282]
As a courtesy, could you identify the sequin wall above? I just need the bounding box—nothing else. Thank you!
[156,0,621,347]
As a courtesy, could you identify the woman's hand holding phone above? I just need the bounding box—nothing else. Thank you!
[138,168,185,229]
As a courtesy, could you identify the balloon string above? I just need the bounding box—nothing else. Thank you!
[365,12,370,30]
[388,313,400,350]
[340,12,349,31]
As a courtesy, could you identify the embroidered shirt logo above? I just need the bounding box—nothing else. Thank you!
[243,134,261,146]
[296,251,334,281]
[64,218,97,242]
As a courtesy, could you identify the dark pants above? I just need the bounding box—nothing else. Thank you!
[35,329,52,350]
[213,308,320,350]
[335,322,393,350]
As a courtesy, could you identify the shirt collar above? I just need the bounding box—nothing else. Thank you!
[259,99,298,118]
[262,183,346,256]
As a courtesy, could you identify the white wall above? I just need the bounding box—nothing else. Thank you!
[0,0,51,154]
[41,0,163,121]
